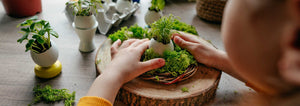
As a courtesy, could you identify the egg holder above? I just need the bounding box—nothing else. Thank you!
[65,1,140,35]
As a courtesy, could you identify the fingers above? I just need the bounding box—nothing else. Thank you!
[111,39,121,53]
[172,32,199,43]
[130,39,149,47]
[138,58,165,74]
[173,35,195,49]
[120,39,138,48]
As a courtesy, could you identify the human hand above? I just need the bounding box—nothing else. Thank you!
[172,32,221,67]
[105,39,165,84]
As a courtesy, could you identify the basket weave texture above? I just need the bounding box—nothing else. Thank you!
[196,0,227,23]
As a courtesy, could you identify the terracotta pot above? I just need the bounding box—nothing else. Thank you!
[30,41,59,67]
[144,9,163,25]
[2,0,42,17]
[149,38,174,55]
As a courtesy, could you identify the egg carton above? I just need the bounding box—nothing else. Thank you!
[66,1,139,35]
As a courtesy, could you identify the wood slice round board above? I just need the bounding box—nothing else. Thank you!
[95,36,222,105]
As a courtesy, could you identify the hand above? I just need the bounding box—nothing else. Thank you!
[172,32,220,67]
[86,39,165,103]
[107,39,165,84]
[172,32,244,81]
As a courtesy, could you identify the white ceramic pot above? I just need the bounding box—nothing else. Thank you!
[149,38,174,55]
[74,15,97,29]
[30,41,59,67]
[115,0,132,13]
[144,9,163,25]
[72,21,98,52]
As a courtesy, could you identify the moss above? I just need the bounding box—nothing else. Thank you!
[181,87,189,92]
[29,85,75,106]
[108,15,198,78]
[108,27,129,43]
[142,44,197,77]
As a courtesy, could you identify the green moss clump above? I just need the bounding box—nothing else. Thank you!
[108,27,129,43]
[128,24,146,39]
[29,85,76,106]
[172,19,198,35]
[143,44,197,77]
[181,87,189,92]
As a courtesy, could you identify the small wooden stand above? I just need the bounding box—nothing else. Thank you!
[95,37,221,105]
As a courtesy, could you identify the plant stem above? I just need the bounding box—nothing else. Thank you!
[47,32,51,48]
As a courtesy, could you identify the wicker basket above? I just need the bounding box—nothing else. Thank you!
[196,0,227,23]
[140,64,198,85]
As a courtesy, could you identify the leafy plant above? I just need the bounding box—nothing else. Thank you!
[149,0,165,12]
[28,85,76,106]
[17,16,59,54]
[67,0,102,16]
[150,15,176,44]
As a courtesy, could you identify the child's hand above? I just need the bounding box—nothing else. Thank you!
[172,32,244,81]
[172,32,220,67]
[106,39,165,84]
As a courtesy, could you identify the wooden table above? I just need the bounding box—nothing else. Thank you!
[0,0,253,105]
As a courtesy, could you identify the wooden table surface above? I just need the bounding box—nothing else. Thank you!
[0,0,253,105]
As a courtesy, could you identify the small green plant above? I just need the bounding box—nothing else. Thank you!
[181,87,189,92]
[149,0,165,12]
[17,16,59,54]
[150,15,176,44]
[28,85,76,106]
[67,0,102,16]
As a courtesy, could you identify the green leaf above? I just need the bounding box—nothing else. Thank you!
[38,29,46,35]
[50,31,59,38]
[25,39,34,52]
[29,23,35,30]
[17,32,29,43]
[21,28,30,32]
[36,37,45,44]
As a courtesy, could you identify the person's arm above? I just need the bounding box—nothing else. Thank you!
[84,39,165,104]
[172,32,244,81]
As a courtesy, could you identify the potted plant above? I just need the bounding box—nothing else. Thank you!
[1,0,42,17]
[144,0,165,25]
[17,16,61,78]
[148,15,175,55]
[68,0,102,52]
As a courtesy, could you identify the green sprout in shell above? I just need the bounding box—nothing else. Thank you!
[149,15,176,44]
[149,0,165,12]
[17,16,59,54]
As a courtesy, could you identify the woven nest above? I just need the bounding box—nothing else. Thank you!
[140,64,198,85]
[196,0,227,23]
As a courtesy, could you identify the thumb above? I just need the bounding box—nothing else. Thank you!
[139,58,165,73]
[173,36,194,49]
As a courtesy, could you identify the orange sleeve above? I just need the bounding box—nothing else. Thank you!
[77,96,112,106]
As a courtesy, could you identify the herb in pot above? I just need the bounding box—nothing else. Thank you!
[17,16,59,54]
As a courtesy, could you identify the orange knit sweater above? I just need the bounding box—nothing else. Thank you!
[77,96,112,106]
